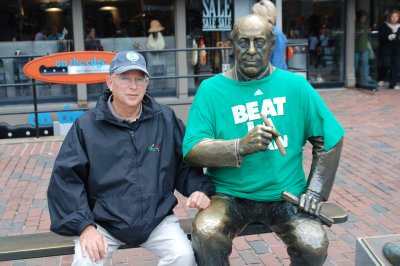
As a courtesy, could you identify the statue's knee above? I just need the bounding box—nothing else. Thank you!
[290,222,328,262]
[295,239,328,257]
[192,214,224,241]
[192,213,233,265]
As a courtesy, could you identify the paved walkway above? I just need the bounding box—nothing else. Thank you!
[0,88,399,266]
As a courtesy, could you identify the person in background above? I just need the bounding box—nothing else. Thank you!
[355,10,375,85]
[315,25,329,68]
[102,13,117,37]
[309,31,319,66]
[85,28,103,51]
[183,14,344,266]
[47,51,215,266]
[34,26,48,41]
[377,9,400,89]
[253,0,288,70]
[47,26,61,40]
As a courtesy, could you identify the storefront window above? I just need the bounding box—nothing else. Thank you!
[186,0,234,94]
[282,0,346,86]
[0,0,75,104]
[83,0,176,98]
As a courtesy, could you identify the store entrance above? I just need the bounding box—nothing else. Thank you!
[357,0,400,90]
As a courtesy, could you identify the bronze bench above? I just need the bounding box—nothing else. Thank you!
[0,200,348,262]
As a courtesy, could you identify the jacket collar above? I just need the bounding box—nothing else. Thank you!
[94,90,161,123]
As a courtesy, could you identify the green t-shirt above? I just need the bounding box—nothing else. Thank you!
[183,69,345,202]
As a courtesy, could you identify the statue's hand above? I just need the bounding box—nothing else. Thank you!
[238,125,279,156]
[298,190,323,216]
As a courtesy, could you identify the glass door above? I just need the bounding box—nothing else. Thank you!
[282,0,346,87]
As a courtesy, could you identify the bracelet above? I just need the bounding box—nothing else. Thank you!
[235,139,243,167]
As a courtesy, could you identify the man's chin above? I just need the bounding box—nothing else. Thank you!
[240,68,261,78]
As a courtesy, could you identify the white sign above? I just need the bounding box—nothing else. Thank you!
[202,0,232,31]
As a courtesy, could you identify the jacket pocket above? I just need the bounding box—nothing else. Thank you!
[92,194,142,229]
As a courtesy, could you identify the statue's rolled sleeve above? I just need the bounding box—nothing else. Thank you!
[306,136,344,201]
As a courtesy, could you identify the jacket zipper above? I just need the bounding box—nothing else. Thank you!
[129,128,143,222]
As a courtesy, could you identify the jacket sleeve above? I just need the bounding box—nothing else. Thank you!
[172,114,215,198]
[47,120,94,236]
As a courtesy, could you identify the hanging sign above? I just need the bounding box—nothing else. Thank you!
[202,0,232,31]
[23,51,116,84]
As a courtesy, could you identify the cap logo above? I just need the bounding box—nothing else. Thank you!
[126,52,139,64]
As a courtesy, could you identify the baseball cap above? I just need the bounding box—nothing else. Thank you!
[109,51,150,77]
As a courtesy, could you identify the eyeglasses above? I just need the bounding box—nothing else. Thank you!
[113,75,149,86]
[236,38,268,49]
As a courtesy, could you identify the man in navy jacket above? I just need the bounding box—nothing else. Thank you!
[47,51,215,266]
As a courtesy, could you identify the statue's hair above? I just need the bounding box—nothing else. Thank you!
[252,0,277,24]
[229,14,275,46]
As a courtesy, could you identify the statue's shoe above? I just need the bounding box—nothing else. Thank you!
[383,242,400,266]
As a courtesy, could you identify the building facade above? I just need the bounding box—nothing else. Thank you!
[0,0,398,107]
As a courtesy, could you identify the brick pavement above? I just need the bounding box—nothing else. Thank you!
[0,88,399,266]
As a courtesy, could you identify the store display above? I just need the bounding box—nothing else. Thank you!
[147,20,166,50]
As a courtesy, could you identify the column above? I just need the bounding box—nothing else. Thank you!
[175,0,188,99]
[72,0,88,106]
[345,0,356,88]
[275,0,283,31]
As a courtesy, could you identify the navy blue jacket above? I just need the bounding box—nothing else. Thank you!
[47,90,215,245]
[379,22,400,56]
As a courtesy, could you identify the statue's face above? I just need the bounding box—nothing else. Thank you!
[233,16,273,79]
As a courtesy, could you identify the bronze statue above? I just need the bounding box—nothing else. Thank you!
[182,14,344,265]
[384,242,400,266]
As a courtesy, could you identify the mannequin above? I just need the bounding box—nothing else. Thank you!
[147,20,165,50]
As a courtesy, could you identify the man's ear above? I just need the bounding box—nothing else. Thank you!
[106,76,113,91]
[145,78,150,92]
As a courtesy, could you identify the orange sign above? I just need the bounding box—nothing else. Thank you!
[23,51,116,84]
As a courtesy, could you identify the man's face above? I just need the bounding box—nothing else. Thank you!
[106,69,148,111]
[233,16,273,79]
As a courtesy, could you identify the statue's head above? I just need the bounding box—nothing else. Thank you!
[230,14,275,80]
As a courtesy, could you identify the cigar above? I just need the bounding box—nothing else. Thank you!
[260,113,287,157]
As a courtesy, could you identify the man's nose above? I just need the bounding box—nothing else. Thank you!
[248,41,257,55]
[127,81,138,89]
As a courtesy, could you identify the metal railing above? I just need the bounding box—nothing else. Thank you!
[0,43,309,139]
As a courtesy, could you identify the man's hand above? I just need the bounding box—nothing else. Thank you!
[80,225,108,263]
[186,191,211,209]
[239,125,280,156]
[298,190,323,216]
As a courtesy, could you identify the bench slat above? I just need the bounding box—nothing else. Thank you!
[0,232,75,261]
[0,218,272,261]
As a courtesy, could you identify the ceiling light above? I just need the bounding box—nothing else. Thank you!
[45,7,63,12]
[41,2,70,12]
[99,6,117,11]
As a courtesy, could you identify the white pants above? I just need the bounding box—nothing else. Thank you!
[72,215,196,266]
